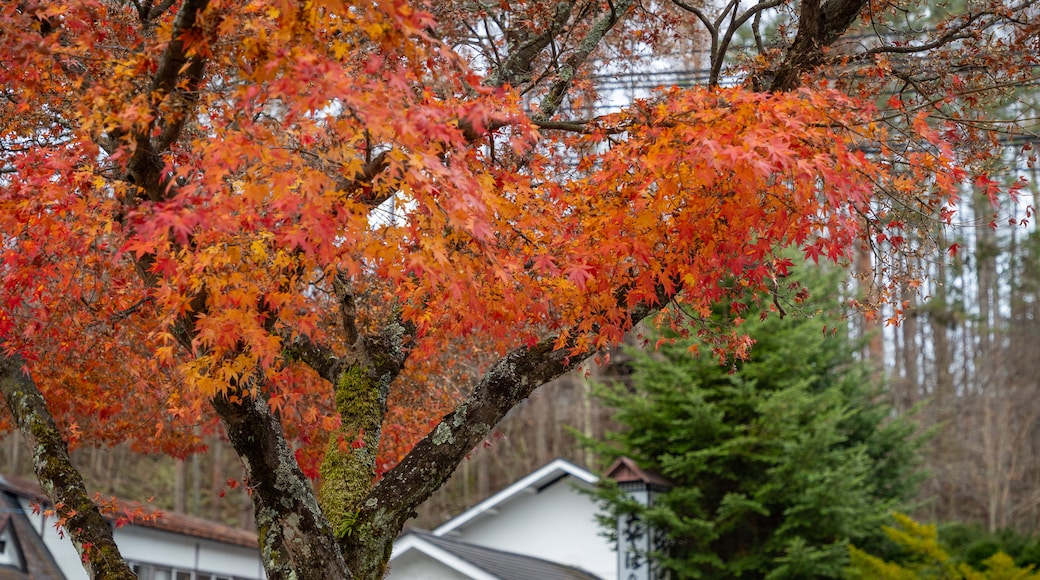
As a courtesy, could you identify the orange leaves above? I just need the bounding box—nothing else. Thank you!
[387,85,961,362]
[0,0,976,480]
[408,88,864,349]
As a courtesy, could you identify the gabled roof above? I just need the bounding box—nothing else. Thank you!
[0,490,64,579]
[431,458,598,536]
[604,456,672,490]
[395,530,599,580]
[0,475,257,549]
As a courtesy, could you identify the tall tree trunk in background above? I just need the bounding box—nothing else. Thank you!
[175,459,187,514]
[579,365,595,468]
[211,437,225,522]
[476,449,490,498]
[975,189,998,378]
[901,290,919,412]
[974,189,1002,531]
[855,243,884,369]
[192,452,202,516]
[461,455,473,508]
[931,258,954,411]
[533,390,551,466]
[6,435,20,474]
[930,255,957,522]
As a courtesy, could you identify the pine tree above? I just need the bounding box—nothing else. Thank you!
[589,266,925,579]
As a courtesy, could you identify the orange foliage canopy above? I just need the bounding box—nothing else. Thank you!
[0,0,968,471]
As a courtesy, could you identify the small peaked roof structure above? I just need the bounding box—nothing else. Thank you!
[432,458,598,537]
[604,457,672,490]
[396,530,600,580]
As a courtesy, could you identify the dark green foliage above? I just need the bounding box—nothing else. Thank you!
[587,266,925,579]
[940,522,1040,570]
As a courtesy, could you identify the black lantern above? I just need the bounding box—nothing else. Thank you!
[605,457,671,580]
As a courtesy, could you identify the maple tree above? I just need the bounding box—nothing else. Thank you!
[0,0,1035,578]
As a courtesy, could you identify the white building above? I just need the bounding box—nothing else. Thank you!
[0,475,264,580]
[389,459,621,580]
[0,458,664,580]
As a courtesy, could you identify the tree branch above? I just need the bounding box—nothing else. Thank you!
[672,0,718,71]
[211,379,352,580]
[769,0,868,91]
[127,0,211,199]
[536,0,638,120]
[284,333,343,383]
[346,298,659,577]
[531,118,595,133]
[487,0,578,88]
[711,0,785,87]
[146,0,179,22]
[343,339,576,577]
[858,11,993,58]
[331,149,393,208]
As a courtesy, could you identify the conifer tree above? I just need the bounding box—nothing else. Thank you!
[589,266,925,579]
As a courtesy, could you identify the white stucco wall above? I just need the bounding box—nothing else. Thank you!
[0,520,23,570]
[115,525,265,579]
[20,496,84,580]
[444,477,615,579]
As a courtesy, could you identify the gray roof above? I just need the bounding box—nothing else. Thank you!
[407,531,601,580]
[0,490,66,579]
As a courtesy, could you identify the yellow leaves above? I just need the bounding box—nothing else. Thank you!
[182,352,259,398]
[249,239,269,261]
[364,21,389,41]
[154,345,176,366]
[849,514,1040,580]
[330,39,352,60]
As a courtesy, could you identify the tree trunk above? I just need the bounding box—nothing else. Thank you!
[192,451,202,516]
[0,354,136,580]
[175,459,187,513]
[211,387,352,579]
[476,450,490,498]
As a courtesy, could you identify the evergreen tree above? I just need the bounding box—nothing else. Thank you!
[588,267,925,579]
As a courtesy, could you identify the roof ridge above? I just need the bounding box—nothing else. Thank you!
[0,474,258,548]
[431,458,598,536]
